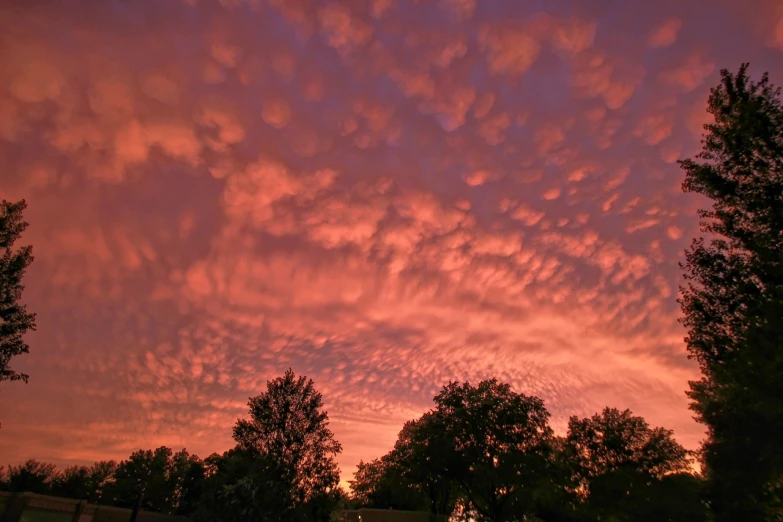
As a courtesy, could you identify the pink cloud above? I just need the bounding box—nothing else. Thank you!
[634,113,674,145]
[319,4,374,56]
[572,51,645,109]
[479,25,542,76]
[667,225,684,240]
[648,18,683,48]
[660,52,716,92]
[439,0,476,21]
[464,170,492,186]
[3,0,762,486]
[772,16,783,49]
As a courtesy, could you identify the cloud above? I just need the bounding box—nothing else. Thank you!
[319,4,374,56]
[7,0,778,486]
[772,16,783,49]
[648,18,682,49]
[634,113,674,145]
[479,25,542,76]
[439,0,476,21]
[660,52,716,92]
[572,51,645,109]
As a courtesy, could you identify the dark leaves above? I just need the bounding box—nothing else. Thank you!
[0,199,36,384]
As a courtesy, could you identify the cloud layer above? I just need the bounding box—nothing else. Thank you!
[1,0,782,486]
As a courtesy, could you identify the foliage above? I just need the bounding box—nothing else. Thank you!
[193,448,297,522]
[565,408,691,484]
[530,436,585,522]
[104,446,204,515]
[87,460,119,503]
[431,379,555,522]
[5,459,56,493]
[679,64,783,520]
[389,413,458,515]
[350,453,429,512]
[562,408,702,521]
[0,199,36,385]
[207,368,342,522]
[50,465,92,500]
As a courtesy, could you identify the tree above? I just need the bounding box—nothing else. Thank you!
[349,455,429,512]
[6,459,56,494]
[170,449,206,515]
[679,64,783,521]
[50,462,117,502]
[193,448,296,522]
[87,460,119,504]
[50,465,92,499]
[565,408,691,483]
[564,408,702,521]
[390,413,458,516]
[432,379,555,522]
[105,447,203,515]
[0,199,36,385]
[230,368,342,521]
[531,436,586,522]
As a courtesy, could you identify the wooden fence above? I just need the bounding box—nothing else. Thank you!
[0,492,184,522]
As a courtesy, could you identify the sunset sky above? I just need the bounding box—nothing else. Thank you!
[2,0,783,487]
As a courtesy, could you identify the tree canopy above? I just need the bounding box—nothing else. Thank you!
[565,407,691,483]
[564,408,700,522]
[0,199,36,385]
[102,447,204,515]
[349,385,707,522]
[432,379,555,522]
[679,64,783,521]
[220,368,342,522]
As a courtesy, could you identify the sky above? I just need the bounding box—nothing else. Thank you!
[1,0,783,487]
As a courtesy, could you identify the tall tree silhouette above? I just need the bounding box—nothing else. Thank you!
[679,64,783,520]
[231,368,342,521]
[432,379,554,522]
[0,199,36,385]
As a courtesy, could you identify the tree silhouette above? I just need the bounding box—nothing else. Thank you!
[0,199,36,385]
[6,459,56,494]
[50,465,92,500]
[679,64,783,521]
[432,379,554,522]
[349,455,429,512]
[230,368,342,521]
[105,447,203,515]
[564,408,703,521]
[193,448,295,522]
[565,408,690,484]
[390,413,458,515]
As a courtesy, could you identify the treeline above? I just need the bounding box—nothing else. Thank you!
[0,450,202,515]
[2,371,706,522]
[348,379,705,522]
[1,370,343,522]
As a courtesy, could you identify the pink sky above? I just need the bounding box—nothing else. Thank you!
[1,0,783,487]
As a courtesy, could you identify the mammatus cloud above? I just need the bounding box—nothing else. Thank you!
[648,18,683,49]
[773,16,783,49]
[0,0,781,487]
